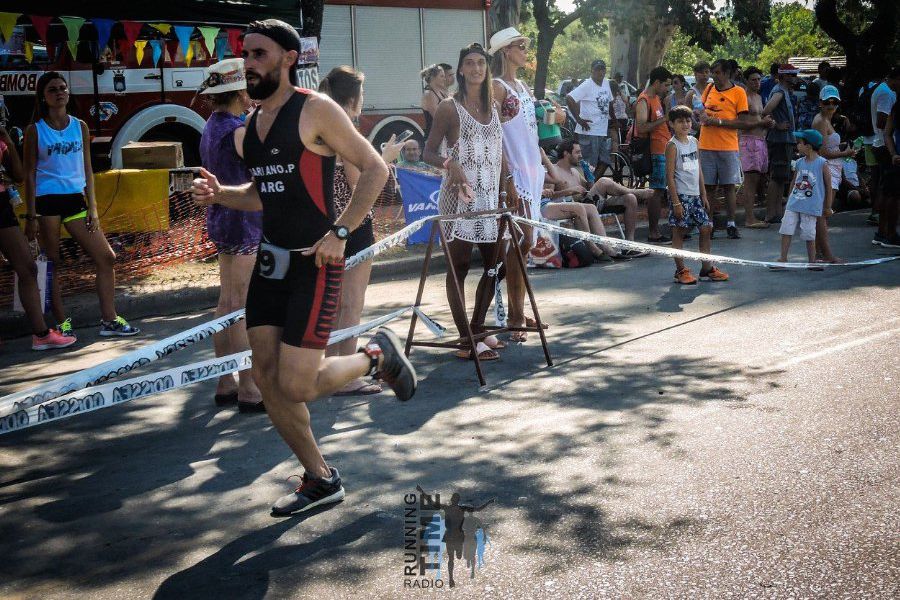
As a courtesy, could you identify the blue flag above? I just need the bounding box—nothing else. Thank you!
[396,167,441,245]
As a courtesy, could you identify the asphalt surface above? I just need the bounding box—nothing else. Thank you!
[0,211,898,599]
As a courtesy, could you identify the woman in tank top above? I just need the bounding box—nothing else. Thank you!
[196,58,263,411]
[319,66,407,394]
[490,27,543,343]
[812,85,855,264]
[424,43,513,362]
[23,72,139,341]
[420,64,450,140]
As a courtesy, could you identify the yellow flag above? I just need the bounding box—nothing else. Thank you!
[134,40,147,65]
[24,41,33,63]
[149,23,171,35]
[185,40,194,66]
[0,12,18,43]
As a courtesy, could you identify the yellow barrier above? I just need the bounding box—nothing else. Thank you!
[15,169,171,237]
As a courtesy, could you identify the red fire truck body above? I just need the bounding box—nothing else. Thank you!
[0,0,487,170]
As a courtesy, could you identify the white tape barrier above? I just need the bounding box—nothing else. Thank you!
[0,215,444,416]
[0,352,253,435]
[0,310,246,416]
[514,216,900,269]
[0,306,444,435]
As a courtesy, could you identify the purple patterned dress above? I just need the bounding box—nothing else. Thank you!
[201,111,262,255]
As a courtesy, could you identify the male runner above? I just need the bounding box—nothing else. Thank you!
[192,20,416,516]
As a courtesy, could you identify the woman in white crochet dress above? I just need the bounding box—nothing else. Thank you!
[424,43,517,361]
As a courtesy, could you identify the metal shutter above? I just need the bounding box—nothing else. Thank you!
[354,7,423,111]
[319,4,354,77]
[423,9,485,72]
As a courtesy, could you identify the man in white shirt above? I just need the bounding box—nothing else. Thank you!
[566,59,618,179]
[868,67,900,245]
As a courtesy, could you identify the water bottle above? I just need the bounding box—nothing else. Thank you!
[8,184,21,206]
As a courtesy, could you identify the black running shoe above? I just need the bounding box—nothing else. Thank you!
[271,467,345,516]
[727,225,741,239]
[369,328,417,401]
[879,235,900,249]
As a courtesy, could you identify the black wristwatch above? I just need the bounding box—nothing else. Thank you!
[331,224,350,240]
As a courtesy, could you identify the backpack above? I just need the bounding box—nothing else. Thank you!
[853,82,878,138]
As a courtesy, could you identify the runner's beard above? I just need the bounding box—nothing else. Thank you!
[247,69,280,100]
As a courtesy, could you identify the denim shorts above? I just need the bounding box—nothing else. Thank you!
[650,154,667,190]
[578,134,612,169]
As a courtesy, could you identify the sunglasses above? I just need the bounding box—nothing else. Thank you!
[509,41,528,51]
[823,99,840,106]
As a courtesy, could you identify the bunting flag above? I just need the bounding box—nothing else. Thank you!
[24,41,33,63]
[214,36,228,62]
[198,26,219,58]
[0,12,18,43]
[92,18,115,59]
[134,39,147,65]
[149,23,172,35]
[61,16,86,59]
[227,28,242,58]
[165,38,179,64]
[149,39,163,67]
[29,15,52,45]
[116,38,131,62]
[122,21,143,46]
[184,39,196,66]
[173,25,194,64]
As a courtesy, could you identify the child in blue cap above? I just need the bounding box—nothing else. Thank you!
[774,128,832,269]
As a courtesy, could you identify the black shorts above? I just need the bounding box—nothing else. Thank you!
[0,191,18,229]
[245,253,343,349]
[35,193,87,220]
[344,218,375,258]
[767,142,795,184]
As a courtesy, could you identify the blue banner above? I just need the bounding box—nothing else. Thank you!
[396,167,441,245]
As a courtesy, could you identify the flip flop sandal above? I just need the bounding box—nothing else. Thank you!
[508,331,528,343]
[483,335,507,350]
[454,342,500,361]
[748,222,770,229]
[525,318,549,330]
[237,400,266,413]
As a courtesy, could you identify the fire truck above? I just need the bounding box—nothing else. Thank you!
[0,0,487,170]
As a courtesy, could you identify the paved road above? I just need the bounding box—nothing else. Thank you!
[1,211,898,599]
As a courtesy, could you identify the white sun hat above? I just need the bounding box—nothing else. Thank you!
[199,58,246,94]
[488,27,529,56]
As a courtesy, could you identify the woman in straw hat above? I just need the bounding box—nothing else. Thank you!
[198,57,264,412]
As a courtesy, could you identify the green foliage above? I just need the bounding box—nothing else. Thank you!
[757,2,841,66]
[518,10,609,91]
[663,2,840,74]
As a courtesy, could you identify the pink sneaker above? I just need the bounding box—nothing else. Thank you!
[32,329,77,351]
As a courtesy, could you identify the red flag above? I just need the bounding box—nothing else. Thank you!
[122,21,143,46]
[117,38,131,62]
[227,28,242,58]
[165,38,180,64]
[29,15,53,44]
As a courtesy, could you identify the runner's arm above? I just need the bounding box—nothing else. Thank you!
[665,141,680,211]
[309,94,388,233]
[822,166,833,216]
[79,121,99,231]
[21,125,37,231]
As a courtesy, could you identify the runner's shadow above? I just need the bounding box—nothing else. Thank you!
[656,284,703,313]
[153,509,386,600]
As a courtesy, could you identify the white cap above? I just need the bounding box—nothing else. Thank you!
[200,58,246,95]
[488,27,528,56]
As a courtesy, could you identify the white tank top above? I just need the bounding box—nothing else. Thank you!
[35,116,86,196]
[823,131,843,190]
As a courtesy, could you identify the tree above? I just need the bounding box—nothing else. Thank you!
[489,0,522,34]
[756,2,840,69]
[526,0,609,98]
[300,0,324,41]
[815,0,899,92]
